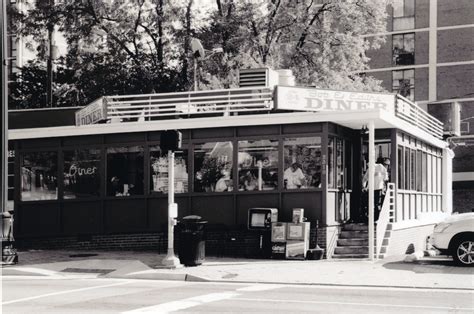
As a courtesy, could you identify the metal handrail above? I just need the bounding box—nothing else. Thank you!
[395,95,444,139]
[104,87,274,122]
[375,183,395,259]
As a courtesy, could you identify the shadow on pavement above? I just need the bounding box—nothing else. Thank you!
[382,257,474,275]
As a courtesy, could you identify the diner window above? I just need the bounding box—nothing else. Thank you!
[404,148,410,190]
[63,149,101,199]
[150,146,188,194]
[392,0,414,30]
[416,150,422,191]
[284,137,322,189]
[410,149,416,190]
[106,146,144,196]
[21,151,58,201]
[397,146,403,189]
[194,141,233,192]
[238,139,278,191]
[392,69,414,101]
[421,152,427,192]
[393,33,414,66]
[328,138,334,188]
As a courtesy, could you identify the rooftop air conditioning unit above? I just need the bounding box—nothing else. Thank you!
[427,101,461,137]
[239,68,280,88]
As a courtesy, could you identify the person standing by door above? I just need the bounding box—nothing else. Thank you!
[362,157,389,222]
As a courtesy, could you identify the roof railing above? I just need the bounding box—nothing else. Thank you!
[105,87,273,122]
[395,95,444,139]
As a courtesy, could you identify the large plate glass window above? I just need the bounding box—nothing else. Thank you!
[150,146,188,194]
[106,146,144,196]
[238,139,278,191]
[194,141,233,192]
[63,148,101,199]
[283,137,322,189]
[21,151,58,201]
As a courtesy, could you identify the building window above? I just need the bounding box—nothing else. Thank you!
[392,69,414,101]
[21,152,58,201]
[410,149,416,190]
[194,141,233,192]
[63,149,101,199]
[150,146,188,194]
[397,146,403,189]
[284,137,322,189]
[106,146,144,196]
[392,0,414,31]
[238,139,278,191]
[393,33,414,65]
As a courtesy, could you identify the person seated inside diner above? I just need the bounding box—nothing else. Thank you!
[284,163,306,189]
[243,171,258,191]
[215,170,232,192]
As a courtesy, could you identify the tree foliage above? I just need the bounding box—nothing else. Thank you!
[9,0,389,109]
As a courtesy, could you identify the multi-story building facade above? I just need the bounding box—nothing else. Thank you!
[366,0,474,213]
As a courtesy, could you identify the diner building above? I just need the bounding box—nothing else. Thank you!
[8,68,453,259]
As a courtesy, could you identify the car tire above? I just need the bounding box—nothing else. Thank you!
[451,236,474,267]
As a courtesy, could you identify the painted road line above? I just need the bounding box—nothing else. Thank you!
[2,280,132,305]
[236,284,286,292]
[122,292,240,314]
[234,297,474,311]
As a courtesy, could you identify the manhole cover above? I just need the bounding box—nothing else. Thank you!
[69,253,98,258]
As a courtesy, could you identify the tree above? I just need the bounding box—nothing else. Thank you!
[200,0,389,91]
[9,0,389,109]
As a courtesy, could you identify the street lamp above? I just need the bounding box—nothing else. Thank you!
[190,38,223,91]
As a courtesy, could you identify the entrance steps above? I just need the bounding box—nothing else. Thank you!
[331,223,392,259]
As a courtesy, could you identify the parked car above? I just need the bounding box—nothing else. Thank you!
[430,212,474,266]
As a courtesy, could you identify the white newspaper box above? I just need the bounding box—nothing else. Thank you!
[285,222,310,260]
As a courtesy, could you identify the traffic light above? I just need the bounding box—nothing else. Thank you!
[160,130,182,153]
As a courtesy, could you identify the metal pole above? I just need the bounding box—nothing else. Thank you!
[2,0,9,214]
[161,151,181,268]
[46,0,54,107]
[193,56,198,91]
[368,120,375,261]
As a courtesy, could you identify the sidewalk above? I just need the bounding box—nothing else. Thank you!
[2,250,473,290]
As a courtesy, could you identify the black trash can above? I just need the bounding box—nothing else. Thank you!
[177,215,207,266]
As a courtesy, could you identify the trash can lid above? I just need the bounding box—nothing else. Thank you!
[182,215,202,220]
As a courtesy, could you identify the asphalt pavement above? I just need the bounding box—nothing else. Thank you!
[2,249,473,290]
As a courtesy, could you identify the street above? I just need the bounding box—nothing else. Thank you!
[2,275,473,313]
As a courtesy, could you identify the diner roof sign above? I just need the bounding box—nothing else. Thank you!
[275,86,395,114]
[75,97,107,126]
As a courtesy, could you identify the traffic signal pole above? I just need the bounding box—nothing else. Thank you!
[161,150,181,268]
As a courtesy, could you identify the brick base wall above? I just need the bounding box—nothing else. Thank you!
[385,224,435,256]
[16,225,329,258]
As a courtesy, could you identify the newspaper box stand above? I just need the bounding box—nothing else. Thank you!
[271,222,287,259]
[285,222,311,260]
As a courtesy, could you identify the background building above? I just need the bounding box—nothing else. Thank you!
[366,0,474,213]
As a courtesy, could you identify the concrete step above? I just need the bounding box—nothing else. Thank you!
[331,254,369,259]
[342,223,368,231]
[332,253,386,259]
[339,230,368,239]
[337,238,368,246]
[334,246,368,254]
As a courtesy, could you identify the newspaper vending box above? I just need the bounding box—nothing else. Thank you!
[271,222,287,259]
[285,222,310,259]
